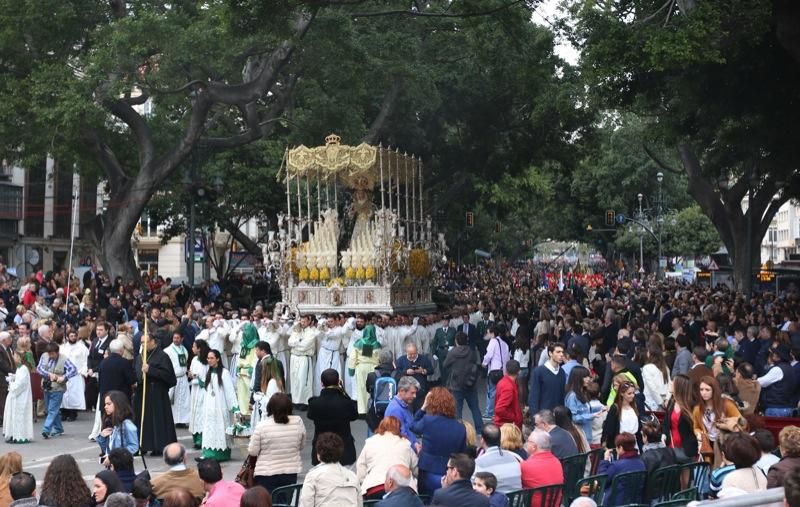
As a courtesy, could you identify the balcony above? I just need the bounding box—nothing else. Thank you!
[0,183,22,220]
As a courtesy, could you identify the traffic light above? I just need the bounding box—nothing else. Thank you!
[605,210,615,227]
[466,211,474,228]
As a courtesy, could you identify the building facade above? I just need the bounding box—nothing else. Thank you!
[760,201,800,264]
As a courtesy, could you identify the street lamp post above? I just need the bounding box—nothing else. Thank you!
[656,171,664,280]
[637,193,644,273]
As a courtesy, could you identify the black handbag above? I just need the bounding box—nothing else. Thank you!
[487,337,506,385]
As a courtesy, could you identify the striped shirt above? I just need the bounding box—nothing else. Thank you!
[36,354,78,379]
[474,446,523,493]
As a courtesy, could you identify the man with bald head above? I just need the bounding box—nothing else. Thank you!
[377,464,423,507]
[151,443,205,500]
[394,342,432,412]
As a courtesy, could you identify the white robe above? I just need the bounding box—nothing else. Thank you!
[3,365,33,442]
[259,324,289,374]
[189,358,209,436]
[196,326,231,369]
[287,325,319,405]
[165,343,191,424]
[344,328,363,401]
[199,369,237,451]
[227,319,245,382]
[314,325,348,395]
[60,341,88,410]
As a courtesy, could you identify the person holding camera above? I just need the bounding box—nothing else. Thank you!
[36,342,77,439]
[394,343,432,412]
[307,368,359,467]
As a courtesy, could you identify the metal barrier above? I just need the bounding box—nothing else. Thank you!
[688,487,784,507]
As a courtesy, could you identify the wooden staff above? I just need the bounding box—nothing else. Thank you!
[139,317,148,447]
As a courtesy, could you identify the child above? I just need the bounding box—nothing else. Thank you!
[706,337,734,375]
[586,381,606,447]
[473,471,508,507]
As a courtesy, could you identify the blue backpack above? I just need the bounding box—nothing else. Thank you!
[372,375,397,417]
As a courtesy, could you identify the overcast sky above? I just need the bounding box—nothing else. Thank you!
[532,0,580,65]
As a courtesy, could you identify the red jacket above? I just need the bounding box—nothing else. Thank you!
[521,451,564,505]
[493,375,522,428]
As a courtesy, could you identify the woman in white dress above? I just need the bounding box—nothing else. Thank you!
[3,352,33,443]
[188,339,210,449]
[199,348,238,462]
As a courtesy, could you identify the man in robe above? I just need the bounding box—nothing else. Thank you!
[348,324,382,415]
[195,316,230,369]
[165,331,191,427]
[257,318,289,376]
[343,315,365,401]
[313,315,351,395]
[234,322,259,421]
[287,314,320,409]
[60,330,88,421]
[135,331,178,456]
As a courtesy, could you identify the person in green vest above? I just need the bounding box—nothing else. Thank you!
[431,316,456,384]
[35,342,78,439]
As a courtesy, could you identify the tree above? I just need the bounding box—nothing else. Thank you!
[662,206,721,258]
[570,0,800,293]
[0,0,562,280]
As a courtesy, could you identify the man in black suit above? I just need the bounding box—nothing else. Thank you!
[431,453,489,507]
[307,368,358,466]
[457,312,481,352]
[83,264,99,290]
[86,321,113,409]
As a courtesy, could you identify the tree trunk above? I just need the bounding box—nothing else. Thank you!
[97,182,156,281]
[678,144,787,295]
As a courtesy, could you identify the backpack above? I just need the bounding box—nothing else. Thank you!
[372,375,397,417]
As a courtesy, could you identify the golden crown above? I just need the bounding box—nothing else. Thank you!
[325,133,341,145]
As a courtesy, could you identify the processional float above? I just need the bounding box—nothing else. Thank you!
[264,134,446,315]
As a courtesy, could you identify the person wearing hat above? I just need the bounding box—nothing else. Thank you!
[758,344,796,416]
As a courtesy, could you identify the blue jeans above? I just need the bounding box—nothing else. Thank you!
[765,408,795,417]
[43,390,64,435]
[484,378,497,417]
[453,388,483,435]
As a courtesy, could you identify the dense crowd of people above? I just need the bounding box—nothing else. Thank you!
[1,259,800,506]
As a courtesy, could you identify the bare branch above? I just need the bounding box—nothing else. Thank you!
[642,144,682,175]
[106,98,156,168]
[121,90,150,106]
[82,129,130,193]
[200,74,300,150]
[351,0,525,18]
[206,12,314,105]
[363,75,403,144]
[634,0,673,25]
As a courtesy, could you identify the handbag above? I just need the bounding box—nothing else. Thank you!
[235,455,257,488]
[488,338,506,385]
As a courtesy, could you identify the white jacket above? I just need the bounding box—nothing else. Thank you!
[356,433,418,494]
[299,463,363,507]
[248,415,305,476]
